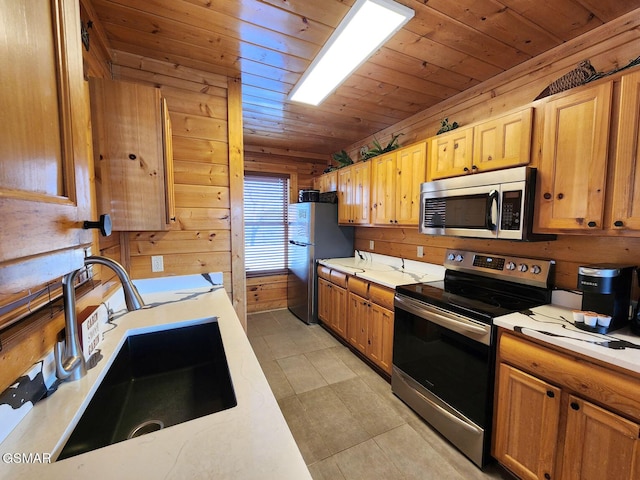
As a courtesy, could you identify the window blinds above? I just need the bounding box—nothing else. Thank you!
[244,175,289,275]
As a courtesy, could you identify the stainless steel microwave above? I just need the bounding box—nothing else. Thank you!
[419,166,555,241]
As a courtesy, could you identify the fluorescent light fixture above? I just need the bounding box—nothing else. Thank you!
[289,0,414,106]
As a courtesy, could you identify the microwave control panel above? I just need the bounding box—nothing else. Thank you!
[500,190,522,230]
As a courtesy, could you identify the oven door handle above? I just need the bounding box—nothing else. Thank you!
[395,294,490,336]
[395,369,482,435]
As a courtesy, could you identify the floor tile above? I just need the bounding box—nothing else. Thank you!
[278,395,332,464]
[330,377,405,437]
[247,309,515,480]
[332,439,403,480]
[307,457,346,480]
[305,348,358,385]
[277,354,328,394]
[259,359,295,400]
[297,385,370,455]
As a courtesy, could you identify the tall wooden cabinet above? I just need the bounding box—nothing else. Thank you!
[609,71,640,231]
[0,0,93,294]
[493,330,640,480]
[371,142,427,226]
[90,77,175,231]
[535,82,613,232]
[337,161,371,225]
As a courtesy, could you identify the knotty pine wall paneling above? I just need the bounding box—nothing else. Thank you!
[110,52,245,321]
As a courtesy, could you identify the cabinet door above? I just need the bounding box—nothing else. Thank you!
[428,127,474,180]
[326,171,338,192]
[317,278,331,323]
[396,142,427,225]
[337,167,352,224]
[371,152,397,225]
[368,304,394,374]
[331,284,348,338]
[561,395,640,480]
[0,0,93,292]
[162,98,176,225]
[473,108,532,173]
[493,364,561,480]
[536,82,612,231]
[352,161,371,225]
[347,293,368,354]
[610,71,640,231]
[90,78,173,231]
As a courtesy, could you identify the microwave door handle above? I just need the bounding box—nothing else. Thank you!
[486,189,499,230]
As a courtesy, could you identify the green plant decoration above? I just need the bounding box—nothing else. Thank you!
[330,150,354,169]
[361,133,403,160]
[436,118,459,135]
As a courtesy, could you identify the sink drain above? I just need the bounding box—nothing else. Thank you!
[128,420,165,439]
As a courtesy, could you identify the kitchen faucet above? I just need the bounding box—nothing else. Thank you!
[55,256,145,382]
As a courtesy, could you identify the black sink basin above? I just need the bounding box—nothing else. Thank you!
[58,321,236,460]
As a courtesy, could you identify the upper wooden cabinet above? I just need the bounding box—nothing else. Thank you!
[337,161,371,225]
[371,142,427,226]
[89,78,175,231]
[428,108,532,180]
[0,0,93,292]
[609,71,640,231]
[535,82,613,232]
[313,170,338,193]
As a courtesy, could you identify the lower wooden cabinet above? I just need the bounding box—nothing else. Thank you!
[317,266,394,375]
[493,363,561,480]
[493,330,640,480]
[317,277,347,337]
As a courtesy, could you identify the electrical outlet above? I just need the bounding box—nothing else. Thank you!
[369,240,374,250]
[417,246,424,258]
[151,255,164,272]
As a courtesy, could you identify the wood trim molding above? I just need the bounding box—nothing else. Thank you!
[227,76,246,329]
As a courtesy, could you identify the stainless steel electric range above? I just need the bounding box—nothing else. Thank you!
[392,249,555,468]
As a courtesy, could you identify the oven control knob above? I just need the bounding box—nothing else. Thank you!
[455,254,464,262]
[531,265,542,274]
[518,263,528,272]
[506,262,516,271]
[447,253,455,261]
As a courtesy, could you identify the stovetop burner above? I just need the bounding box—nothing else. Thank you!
[396,249,555,324]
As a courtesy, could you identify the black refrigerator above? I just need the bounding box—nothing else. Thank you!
[287,202,354,324]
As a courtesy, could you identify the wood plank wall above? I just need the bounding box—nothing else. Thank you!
[107,51,243,311]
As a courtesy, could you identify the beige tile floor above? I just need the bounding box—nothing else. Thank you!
[247,309,515,480]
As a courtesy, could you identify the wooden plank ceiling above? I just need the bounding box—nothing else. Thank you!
[90,0,640,157]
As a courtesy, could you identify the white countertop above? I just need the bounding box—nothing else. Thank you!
[495,304,640,375]
[0,277,311,479]
[318,252,445,288]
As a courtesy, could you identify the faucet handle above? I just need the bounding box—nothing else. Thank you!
[54,332,87,381]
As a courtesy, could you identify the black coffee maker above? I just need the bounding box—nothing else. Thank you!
[576,264,634,333]
[632,268,640,335]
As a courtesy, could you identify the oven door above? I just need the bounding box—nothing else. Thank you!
[392,293,494,467]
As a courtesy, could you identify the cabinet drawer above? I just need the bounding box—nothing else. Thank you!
[369,283,395,310]
[499,331,640,421]
[348,277,369,297]
[330,270,348,288]
[317,265,332,281]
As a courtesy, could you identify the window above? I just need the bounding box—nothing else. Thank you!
[244,174,289,276]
